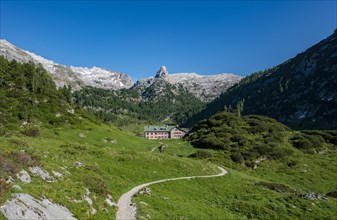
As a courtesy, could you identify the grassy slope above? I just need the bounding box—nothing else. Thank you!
[1,120,337,220]
[0,120,217,220]
[135,149,337,220]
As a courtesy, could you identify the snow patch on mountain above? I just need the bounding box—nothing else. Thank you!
[0,39,133,90]
[133,66,242,102]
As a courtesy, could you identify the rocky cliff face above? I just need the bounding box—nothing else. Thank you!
[0,39,133,90]
[133,66,242,102]
[184,30,337,130]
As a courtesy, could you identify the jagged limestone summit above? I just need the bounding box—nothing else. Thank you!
[133,66,242,102]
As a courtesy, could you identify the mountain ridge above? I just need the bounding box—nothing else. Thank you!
[183,30,337,129]
[0,39,134,90]
[0,40,242,102]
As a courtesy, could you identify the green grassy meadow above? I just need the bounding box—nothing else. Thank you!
[1,119,337,219]
[0,120,219,219]
[135,150,337,220]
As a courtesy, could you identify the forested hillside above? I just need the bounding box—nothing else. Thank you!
[183,30,337,129]
[0,56,83,135]
[73,84,205,126]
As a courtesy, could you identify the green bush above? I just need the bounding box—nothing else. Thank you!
[268,147,293,160]
[286,160,298,168]
[22,127,40,137]
[256,181,296,193]
[188,150,213,159]
[84,176,108,196]
[326,191,337,198]
[231,152,244,164]
[291,133,325,150]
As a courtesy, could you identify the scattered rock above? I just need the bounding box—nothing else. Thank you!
[71,199,82,203]
[6,176,15,184]
[84,196,93,206]
[78,133,86,138]
[300,192,328,200]
[29,166,56,182]
[139,201,148,206]
[83,188,97,215]
[139,188,151,196]
[12,185,22,190]
[52,171,63,179]
[105,194,117,207]
[159,144,167,153]
[0,193,76,220]
[74,161,84,168]
[254,157,267,164]
[67,109,75,114]
[61,167,71,175]
[21,121,28,127]
[16,169,31,183]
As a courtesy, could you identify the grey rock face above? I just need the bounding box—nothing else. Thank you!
[16,170,31,183]
[0,193,76,220]
[0,39,133,90]
[29,166,55,182]
[155,66,169,79]
[133,66,242,102]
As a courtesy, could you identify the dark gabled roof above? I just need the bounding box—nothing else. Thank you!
[144,125,176,132]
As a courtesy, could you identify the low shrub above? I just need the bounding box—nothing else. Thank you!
[268,147,293,160]
[326,191,337,198]
[287,160,298,168]
[291,133,325,150]
[0,154,20,175]
[0,179,11,195]
[188,150,212,159]
[84,176,108,196]
[231,152,244,164]
[9,152,39,166]
[22,127,40,137]
[256,181,296,193]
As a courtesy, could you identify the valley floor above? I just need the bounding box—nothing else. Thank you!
[1,121,337,220]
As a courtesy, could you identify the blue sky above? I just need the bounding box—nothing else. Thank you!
[1,0,336,80]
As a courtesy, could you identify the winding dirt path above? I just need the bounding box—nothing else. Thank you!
[116,166,227,220]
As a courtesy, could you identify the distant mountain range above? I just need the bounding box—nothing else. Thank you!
[0,40,242,102]
[183,30,337,130]
[3,29,336,130]
[0,39,134,90]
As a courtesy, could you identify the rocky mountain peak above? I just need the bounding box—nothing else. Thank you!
[132,66,242,102]
[0,39,133,90]
[155,66,169,78]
